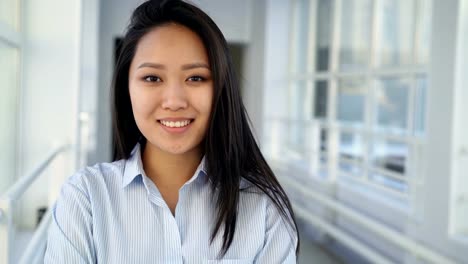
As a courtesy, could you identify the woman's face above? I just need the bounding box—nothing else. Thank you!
[129,23,213,156]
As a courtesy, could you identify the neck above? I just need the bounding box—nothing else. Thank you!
[142,143,203,191]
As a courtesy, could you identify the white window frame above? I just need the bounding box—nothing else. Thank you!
[0,0,23,189]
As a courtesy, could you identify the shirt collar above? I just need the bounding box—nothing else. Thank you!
[122,144,145,188]
[122,143,208,189]
[184,155,208,186]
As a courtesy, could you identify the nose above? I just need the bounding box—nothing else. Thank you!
[161,80,188,111]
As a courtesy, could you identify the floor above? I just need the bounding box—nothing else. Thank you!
[298,230,343,264]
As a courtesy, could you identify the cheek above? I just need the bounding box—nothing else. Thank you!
[197,88,213,115]
[130,87,157,117]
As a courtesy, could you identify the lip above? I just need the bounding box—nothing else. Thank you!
[157,118,194,134]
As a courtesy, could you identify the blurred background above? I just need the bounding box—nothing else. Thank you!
[1,0,467,263]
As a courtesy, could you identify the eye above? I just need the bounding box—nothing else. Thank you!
[143,75,161,82]
[187,76,205,82]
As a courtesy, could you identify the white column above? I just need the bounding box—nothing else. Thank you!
[406,0,468,262]
[450,0,468,238]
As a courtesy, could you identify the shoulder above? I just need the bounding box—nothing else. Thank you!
[239,176,298,246]
[63,159,126,197]
[237,177,272,217]
[239,177,267,197]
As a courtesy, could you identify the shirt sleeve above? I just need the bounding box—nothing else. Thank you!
[44,180,96,263]
[254,199,298,264]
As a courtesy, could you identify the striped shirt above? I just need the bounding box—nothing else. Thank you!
[44,144,297,263]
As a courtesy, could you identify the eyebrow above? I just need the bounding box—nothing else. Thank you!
[137,62,210,70]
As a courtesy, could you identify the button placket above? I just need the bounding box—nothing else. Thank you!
[164,205,183,263]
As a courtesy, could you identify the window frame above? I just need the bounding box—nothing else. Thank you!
[286,0,431,204]
[0,0,22,194]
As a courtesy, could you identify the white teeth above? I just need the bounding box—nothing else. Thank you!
[160,120,191,128]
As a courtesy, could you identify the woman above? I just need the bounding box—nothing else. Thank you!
[45,0,299,263]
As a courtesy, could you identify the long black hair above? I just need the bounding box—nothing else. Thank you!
[112,0,299,257]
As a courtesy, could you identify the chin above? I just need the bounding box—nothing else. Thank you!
[156,142,197,156]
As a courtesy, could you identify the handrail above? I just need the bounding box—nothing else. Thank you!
[0,144,70,264]
[280,177,458,264]
[18,206,53,264]
[2,144,71,201]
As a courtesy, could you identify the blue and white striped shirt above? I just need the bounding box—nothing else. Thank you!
[44,144,297,263]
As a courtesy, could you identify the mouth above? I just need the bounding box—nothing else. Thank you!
[157,119,194,128]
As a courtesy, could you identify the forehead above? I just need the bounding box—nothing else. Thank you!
[131,23,209,66]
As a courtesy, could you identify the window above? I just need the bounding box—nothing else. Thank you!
[0,1,21,194]
[281,0,432,202]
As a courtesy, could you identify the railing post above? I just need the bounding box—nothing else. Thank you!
[0,197,14,264]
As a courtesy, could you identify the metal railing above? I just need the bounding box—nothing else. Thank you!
[280,177,457,264]
[18,206,54,264]
[0,144,71,264]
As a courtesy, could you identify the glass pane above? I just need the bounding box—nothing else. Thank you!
[339,0,372,71]
[292,0,310,74]
[290,80,309,119]
[318,155,328,178]
[375,78,410,130]
[264,119,289,160]
[320,155,328,165]
[288,122,327,175]
[415,0,432,65]
[338,132,364,178]
[339,162,363,176]
[369,171,408,192]
[0,41,19,193]
[375,0,415,67]
[337,78,366,124]
[0,0,19,30]
[414,76,427,135]
[315,0,333,71]
[288,121,305,158]
[314,81,328,119]
[320,128,327,152]
[339,132,364,161]
[370,139,408,174]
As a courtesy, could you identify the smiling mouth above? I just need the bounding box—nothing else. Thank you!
[158,119,194,128]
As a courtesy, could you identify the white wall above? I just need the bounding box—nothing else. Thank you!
[93,0,146,165]
[93,0,254,164]
[262,0,291,121]
[451,0,468,237]
[257,0,291,156]
[242,0,266,141]
[19,0,81,229]
[78,0,100,170]
[192,0,251,44]
[406,0,468,262]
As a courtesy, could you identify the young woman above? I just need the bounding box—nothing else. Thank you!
[45,0,299,263]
